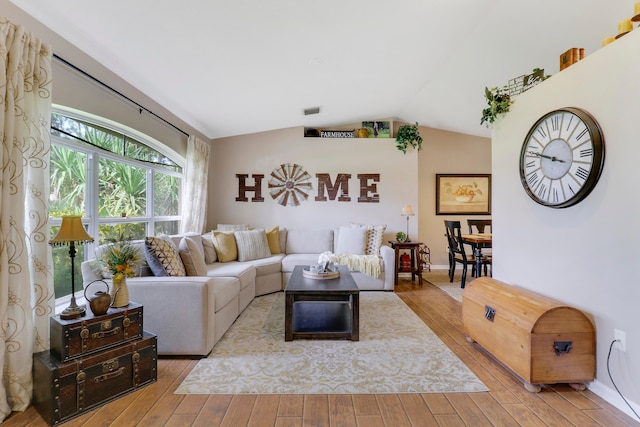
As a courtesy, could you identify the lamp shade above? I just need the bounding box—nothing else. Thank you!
[401,205,415,216]
[50,216,94,245]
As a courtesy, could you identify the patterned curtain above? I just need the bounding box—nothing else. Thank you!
[0,17,54,421]
[179,135,210,234]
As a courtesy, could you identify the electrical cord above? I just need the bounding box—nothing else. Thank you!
[607,339,640,421]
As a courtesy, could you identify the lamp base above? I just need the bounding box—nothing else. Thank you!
[60,304,86,320]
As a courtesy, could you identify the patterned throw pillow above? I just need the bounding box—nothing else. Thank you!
[211,231,238,263]
[145,236,186,277]
[234,229,272,262]
[350,222,387,256]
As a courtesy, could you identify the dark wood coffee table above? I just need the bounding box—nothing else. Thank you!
[285,265,359,341]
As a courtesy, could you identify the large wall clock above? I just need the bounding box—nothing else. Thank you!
[519,107,605,208]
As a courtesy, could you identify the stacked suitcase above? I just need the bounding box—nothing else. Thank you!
[33,302,157,425]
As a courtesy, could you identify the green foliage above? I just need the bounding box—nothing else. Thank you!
[480,86,513,127]
[396,231,408,242]
[99,225,143,280]
[395,122,423,154]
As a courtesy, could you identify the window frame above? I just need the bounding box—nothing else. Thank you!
[50,106,186,307]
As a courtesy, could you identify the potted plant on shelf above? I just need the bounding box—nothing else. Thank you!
[396,122,423,154]
[480,86,513,127]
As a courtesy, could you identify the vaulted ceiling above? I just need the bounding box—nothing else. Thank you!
[8,0,637,139]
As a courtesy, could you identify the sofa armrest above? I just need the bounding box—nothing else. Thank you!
[380,245,395,291]
[112,276,219,357]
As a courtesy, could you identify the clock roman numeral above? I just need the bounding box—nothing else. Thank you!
[575,166,589,181]
[536,183,547,199]
[536,127,547,139]
[552,188,559,203]
[527,172,539,187]
[576,128,589,141]
[525,160,535,168]
[580,148,593,157]
[550,115,559,131]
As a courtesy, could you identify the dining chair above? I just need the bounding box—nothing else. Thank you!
[467,219,492,234]
[467,219,492,276]
[444,220,492,288]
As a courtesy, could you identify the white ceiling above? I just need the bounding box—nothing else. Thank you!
[8,0,638,139]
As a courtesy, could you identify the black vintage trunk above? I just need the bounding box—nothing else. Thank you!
[49,302,143,362]
[33,331,157,426]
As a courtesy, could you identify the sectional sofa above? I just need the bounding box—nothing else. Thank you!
[81,226,394,357]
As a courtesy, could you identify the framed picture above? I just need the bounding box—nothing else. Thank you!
[361,121,391,138]
[436,174,491,215]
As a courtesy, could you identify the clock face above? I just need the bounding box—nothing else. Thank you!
[519,108,605,208]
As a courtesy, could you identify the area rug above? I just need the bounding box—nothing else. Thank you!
[175,292,488,394]
[421,270,466,302]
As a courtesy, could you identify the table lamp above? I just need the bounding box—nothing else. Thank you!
[49,216,94,319]
[401,205,415,241]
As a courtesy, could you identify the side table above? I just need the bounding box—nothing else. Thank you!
[389,241,423,286]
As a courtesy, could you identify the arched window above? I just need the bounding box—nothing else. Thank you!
[49,107,184,301]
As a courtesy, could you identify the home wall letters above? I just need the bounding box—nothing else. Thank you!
[236,172,381,205]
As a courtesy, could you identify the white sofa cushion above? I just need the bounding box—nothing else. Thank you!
[234,229,272,262]
[217,224,249,231]
[285,229,333,254]
[335,226,367,255]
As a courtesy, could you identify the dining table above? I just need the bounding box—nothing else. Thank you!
[461,233,492,277]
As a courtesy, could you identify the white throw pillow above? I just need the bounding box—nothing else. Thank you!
[234,229,272,262]
[335,226,367,255]
[350,222,387,256]
[217,224,249,231]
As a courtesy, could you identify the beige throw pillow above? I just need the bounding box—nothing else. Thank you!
[179,237,208,276]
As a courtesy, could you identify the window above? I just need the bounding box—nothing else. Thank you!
[49,108,184,300]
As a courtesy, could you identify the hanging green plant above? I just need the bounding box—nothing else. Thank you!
[480,86,513,127]
[396,122,423,154]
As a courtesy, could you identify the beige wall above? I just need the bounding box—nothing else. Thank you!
[208,124,490,267]
[492,29,640,416]
[418,128,491,267]
[208,126,419,240]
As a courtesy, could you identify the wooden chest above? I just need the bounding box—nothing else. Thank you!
[462,277,595,392]
[33,331,157,426]
[50,302,143,362]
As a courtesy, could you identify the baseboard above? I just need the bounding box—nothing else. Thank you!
[588,379,640,422]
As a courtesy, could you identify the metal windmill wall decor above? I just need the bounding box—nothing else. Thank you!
[268,163,312,206]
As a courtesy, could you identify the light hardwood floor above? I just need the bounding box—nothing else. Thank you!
[5,276,639,426]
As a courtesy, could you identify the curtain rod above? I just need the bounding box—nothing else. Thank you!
[53,54,190,137]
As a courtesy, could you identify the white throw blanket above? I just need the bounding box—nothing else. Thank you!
[318,251,382,278]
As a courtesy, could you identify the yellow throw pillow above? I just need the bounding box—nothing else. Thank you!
[265,225,281,254]
[211,231,238,263]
